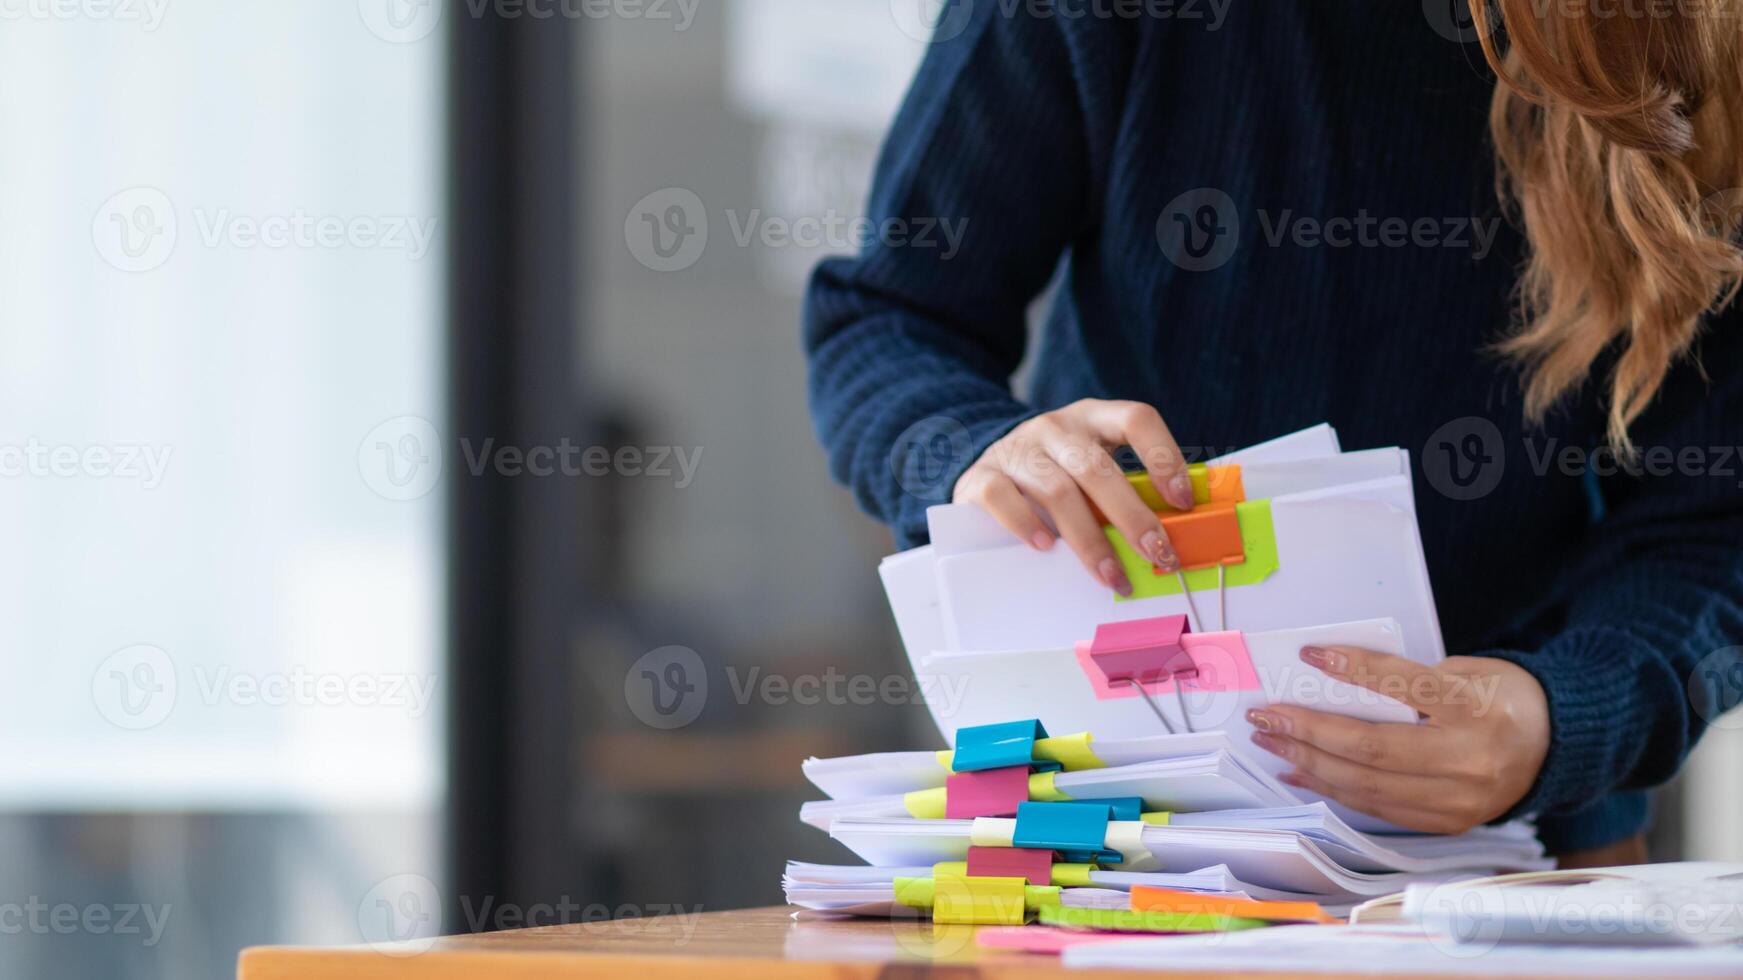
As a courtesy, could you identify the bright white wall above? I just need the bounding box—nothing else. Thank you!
[0,1,445,811]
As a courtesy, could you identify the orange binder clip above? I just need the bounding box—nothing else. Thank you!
[1157,503,1245,571]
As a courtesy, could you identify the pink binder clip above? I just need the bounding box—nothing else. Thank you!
[1087,614,1195,685]
[965,845,1055,885]
[1086,614,1200,734]
[944,765,1031,819]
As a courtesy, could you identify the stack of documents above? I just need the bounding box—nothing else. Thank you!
[877,423,1451,760]
[790,725,1549,918]
[785,425,1553,931]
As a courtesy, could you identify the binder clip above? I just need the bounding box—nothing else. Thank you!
[962,846,1055,884]
[891,874,1061,926]
[1086,614,1201,733]
[943,765,1031,818]
[944,850,1100,887]
[1010,801,1126,865]
[1157,504,1245,632]
[950,720,1063,773]
[1105,464,1252,631]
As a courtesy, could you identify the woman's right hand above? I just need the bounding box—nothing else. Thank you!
[950,399,1195,596]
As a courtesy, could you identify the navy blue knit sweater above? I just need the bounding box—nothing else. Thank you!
[803,2,1743,849]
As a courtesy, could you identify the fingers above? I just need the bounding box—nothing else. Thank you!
[1247,706,1442,775]
[1047,438,1179,572]
[1299,644,1447,719]
[1082,400,1194,512]
[1250,728,1447,809]
[1011,464,1132,596]
[954,467,1055,551]
[1277,769,1477,835]
[953,399,1191,594]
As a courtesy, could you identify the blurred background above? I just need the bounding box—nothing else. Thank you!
[0,1,1739,977]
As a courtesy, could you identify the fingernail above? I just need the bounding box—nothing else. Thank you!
[1277,771,1304,788]
[1100,558,1133,597]
[1250,731,1291,759]
[1030,531,1055,551]
[1246,709,1289,736]
[1300,646,1345,673]
[1166,474,1195,510]
[1139,529,1178,571]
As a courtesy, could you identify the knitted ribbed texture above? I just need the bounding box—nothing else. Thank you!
[802,2,1743,842]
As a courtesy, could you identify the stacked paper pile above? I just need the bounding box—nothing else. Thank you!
[785,424,1556,934]
[788,721,1549,923]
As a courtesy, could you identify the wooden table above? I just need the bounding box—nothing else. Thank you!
[237,906,1517,979]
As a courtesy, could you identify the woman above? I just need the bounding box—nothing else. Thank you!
[803,1,1743,864]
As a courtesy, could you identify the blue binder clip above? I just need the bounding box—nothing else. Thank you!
[1012,801,1123,865]
[952,720,1062,773]
[1059,797,1144,821]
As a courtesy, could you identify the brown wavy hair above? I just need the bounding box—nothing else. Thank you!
[1469,0,1743,448]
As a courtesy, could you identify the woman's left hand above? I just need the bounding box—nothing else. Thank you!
[1244,645,1551,834]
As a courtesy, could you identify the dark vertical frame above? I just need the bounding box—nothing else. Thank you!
[445,0,585,923]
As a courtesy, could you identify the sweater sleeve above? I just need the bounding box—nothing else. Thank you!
[802,4,1100,547]
[1489,354,1743,820]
